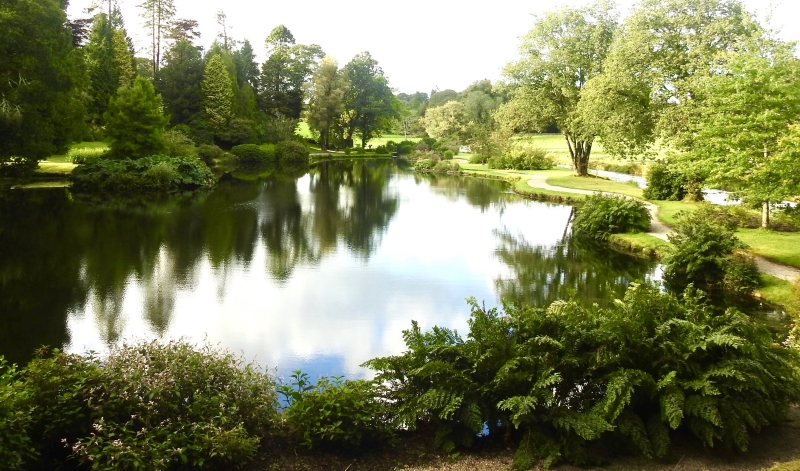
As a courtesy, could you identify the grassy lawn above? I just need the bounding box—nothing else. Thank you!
[547,175,644,198]
[758,275,800,317]
[652,200,699,225]
[513,179,587,200]
[738,229,800,268]
[36,161,76,175]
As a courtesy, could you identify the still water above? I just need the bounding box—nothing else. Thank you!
[0,159,700,379]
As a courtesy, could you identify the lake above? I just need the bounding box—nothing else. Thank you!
[0,159,781,380]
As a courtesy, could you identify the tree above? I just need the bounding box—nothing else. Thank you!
[342,52,399,148]
[201,54,235,134]
[84,13,117,125]
[581,0,761,157]
[156,39,204,125]
[112,29,135,87]
[259,25,324,120]
[679,39,800,227]
[105,76,168,159]
[421,101,468,141]
[215,10,236,51]
[305,57,347,150]
[428,89,458,108]
[497,1,617,175]
[166,18,200,44]
[0,0,84,161]
[138,0,176,76]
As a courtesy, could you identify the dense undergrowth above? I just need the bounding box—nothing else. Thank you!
[2,284,799,470]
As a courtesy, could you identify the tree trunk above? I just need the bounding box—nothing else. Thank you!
[565,134,592,176]
[762,201,770,228]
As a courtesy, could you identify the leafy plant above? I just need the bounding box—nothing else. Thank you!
[276,140,309,166]
[281,372,394,449]
[643,161,688,201]
[664,211,759,296]
[366,284,800,468]
[230,144,274,165]
[0,358,35,471]
[433,160,460,173]
[488,147,553,170]
[162,128,198,159]
[571,194,651,241]
[197,144,225,166]
[70,155,215,193]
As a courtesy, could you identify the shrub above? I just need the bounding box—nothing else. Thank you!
[487,147,553,170]
[70,155,215,193]
[396,140,416,156]
[197,144,225,166]
[643,161,688,201]
[468,153,488,164]
[572,194,651,241]
[343,147,352,156]
[276,141,309,166]
[280,372,393,449]
[0,359,35,471]
[374,145,388,154]
[70,340,279,470]
[443,150,454,159]
[163,129,198,159]
[664,212,758,296]
[589,161,643,176]
[414,158,436,171]
[230,144,273,165]
[66,146,109,164]
[0,156,38,178]
[365,284,800,468]
[433,160,460,173]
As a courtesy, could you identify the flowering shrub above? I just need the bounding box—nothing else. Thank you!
[6,341,278,470]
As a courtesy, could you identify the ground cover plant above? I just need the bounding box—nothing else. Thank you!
[365,284,800,469]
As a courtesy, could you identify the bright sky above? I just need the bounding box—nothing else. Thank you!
[67,0,800,95]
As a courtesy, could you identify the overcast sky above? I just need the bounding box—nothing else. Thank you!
[67,0,800,95]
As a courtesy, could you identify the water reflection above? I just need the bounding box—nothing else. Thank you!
[0,162,663,380]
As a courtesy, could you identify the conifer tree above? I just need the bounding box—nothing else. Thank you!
[105,76,168,159]
[112,29,135,88]
[201,54,235,133]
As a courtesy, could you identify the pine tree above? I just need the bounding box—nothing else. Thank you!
[138,0,175,76]
[85,13,117,125]
[105,76,168,159]
[112,29,135,88]
[201,54,235,133]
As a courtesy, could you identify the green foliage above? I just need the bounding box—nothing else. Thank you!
[0,156,39,178]
[67,146,109,164]
[643,161,689,201]
[433,160,461,174]
[231,143,275,165]
[163,128,198,159]
[71,340,278,470]
[414,159,436,171]
[0,359,35,471]
[276,140,309,166]
[572,194,651,241]
[0,0,85,161]
[442,150,454,159]
[197,144,225,166]
[105,76,169,160]
[157,39,204,127]
[664,212,759,296]
[366,284,800,468]
[201,54,235,133]
[71,155,215,193]
[280,372,394,449]
[487,147,553,170]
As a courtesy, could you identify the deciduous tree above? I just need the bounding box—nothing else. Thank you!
[342,52,399,148]
[497,1,617,175]
[306,57,347,150]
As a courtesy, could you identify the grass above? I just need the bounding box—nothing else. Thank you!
[652,200,700,225]
[738,229,800,268]
[758,275,800,317]
[547,175,644,198]
[609,232,669,257]
[512,178,587,201]
[36,161,76,175]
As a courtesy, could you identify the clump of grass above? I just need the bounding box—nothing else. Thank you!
[66,146,109,164]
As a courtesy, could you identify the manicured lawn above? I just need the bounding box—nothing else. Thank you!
[652,200,699,225]
[547,175,644,198]
[738,229,800,268]
[36,161,76,175]
[609,232,669,254]
[45,141,108,163]
[513,178,587,200]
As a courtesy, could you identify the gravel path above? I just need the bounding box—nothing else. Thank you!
[524,175,800,282]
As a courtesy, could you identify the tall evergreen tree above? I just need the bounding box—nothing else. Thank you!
[112,29,135,88]
[0,0,85,161]
[157,39,204,126]
[105,76,168,159]
[85,13,117,125]
[201,54,235,133]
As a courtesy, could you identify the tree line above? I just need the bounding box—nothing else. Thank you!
[0,0,400,163]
